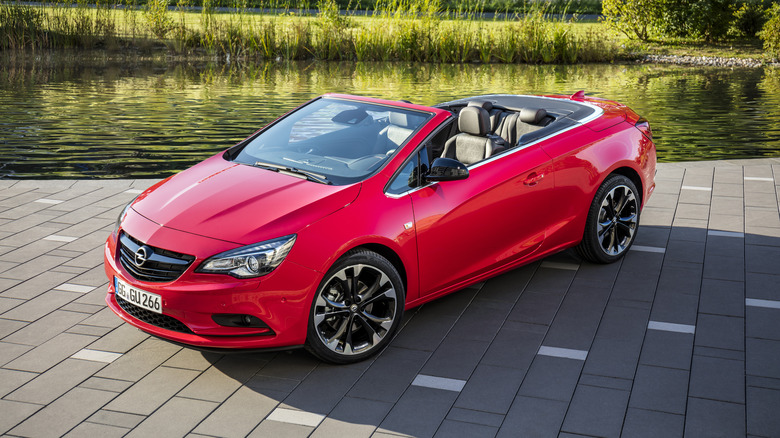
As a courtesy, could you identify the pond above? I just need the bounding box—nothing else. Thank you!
[1,56,779,179]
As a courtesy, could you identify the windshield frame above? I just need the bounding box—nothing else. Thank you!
[225,96,436,186]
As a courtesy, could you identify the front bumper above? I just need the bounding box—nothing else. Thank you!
[103,220,321,350]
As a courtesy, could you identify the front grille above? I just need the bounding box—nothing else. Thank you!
[119,232,195,282]
[116,296,193,334]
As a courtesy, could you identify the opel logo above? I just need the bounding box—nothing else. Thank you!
[134,247,149,267]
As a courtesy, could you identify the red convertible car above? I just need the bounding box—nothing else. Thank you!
[104,92,656,363]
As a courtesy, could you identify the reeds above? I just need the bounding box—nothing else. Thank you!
[0,0,621,63]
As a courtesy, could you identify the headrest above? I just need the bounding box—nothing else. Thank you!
[467,100,493,111]
[389,112,408,127]
[519,108,547,124]
[458,106,490,136]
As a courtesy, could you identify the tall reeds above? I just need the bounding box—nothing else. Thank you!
[0,0,621,63]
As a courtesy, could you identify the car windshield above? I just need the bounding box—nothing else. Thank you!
[233,97,433,185]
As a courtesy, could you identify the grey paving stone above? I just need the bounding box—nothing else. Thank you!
[0,317,26,339]
[591,302,650,342]
[446,408,505,428]
[746,337,780,379]
[311,397,393,438]
[629,365,689,415]
[583,337,643,380]
[0,399,43,435]
[6,358,105,405]
[747,386,780,437]
[561,385,630,438]
[95,338,181,381]
[0,240,68,265]
[507,290,563,325]
[676,203,711,220]
[745,227,780,247]
[649,288,699,326]
[178,366,245,403]
[639,329,694,370]
[517,355,583,402]
[524,266,577,294]
[66,324,113,337]
[87,409,145,429]
[699,278,745,317]
[569,258,622,289]
[245,374,300,393]
[746,272,780,301]
[474,264,536,303]
[433,419,498,438]
[708,214,745,233]
[280,364,365,415]
[419,337,488,381]
[392,311,457,352]
[454,364,525,414]
[86,324,149,354]
[2,310,87,346]
[746,244,780,275]
[578,373,632,391]
[4,331,97,373]
[2,254,71,280]
[162,347,221,371]
[480,321,544,370]
[64,421,129,438]
[447,299,511,342]
[703,254,746,282]
[348,347,429,403]
[78,376,133,393]
[498,396,567,438]
[9,387,116,438]
[248,420,313,438]
[194,386,284,438]
[685,397,745,438]
[0,368,37,398]
[126,397,218,438]
[378,386,458,438]
[621,408,684,438]
[710,196,744,214]
[664,239,705,263]
[695,314,744,351]
[641,206,675,227]
[104,366,200,415]
[0,341,32,367]
[60,302,104,314]
[0,271,74,300]
[255,350,318,380]
[542,286,611,351]
[689,355,745,404]
[746,306,780,341]
[418,287,477,317]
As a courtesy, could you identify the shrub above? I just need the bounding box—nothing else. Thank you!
[145,0,174,39]
[760,3,780,58]
[601,0,659,41]
[732,1,767,37]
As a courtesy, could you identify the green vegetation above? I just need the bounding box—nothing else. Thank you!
[0,0,619,63]
[760,3,780,57]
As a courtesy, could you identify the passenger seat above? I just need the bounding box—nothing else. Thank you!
[374,112,414,155]
[494,107,549,146]
[441,106,503,165]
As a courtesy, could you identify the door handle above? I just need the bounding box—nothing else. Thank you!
[523,172,544,186]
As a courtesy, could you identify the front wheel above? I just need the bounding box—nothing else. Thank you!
[305,249,405,364]
[576,174,640,264]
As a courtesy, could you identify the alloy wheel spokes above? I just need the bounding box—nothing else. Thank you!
[314,264,397,355]
[597,185,638,256]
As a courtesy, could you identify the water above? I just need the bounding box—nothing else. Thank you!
[2,56,779,179]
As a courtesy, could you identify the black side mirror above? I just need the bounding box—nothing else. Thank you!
[426,157,469,182]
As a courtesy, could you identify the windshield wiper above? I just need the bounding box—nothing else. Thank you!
[253,161,331,185]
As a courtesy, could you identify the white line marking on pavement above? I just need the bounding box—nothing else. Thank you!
[746,298,780,309]
[708,230,745,238]
[267,408,325,427]
[540,261,579,271]
[43,235,77,242]
[631,245,666,254]
[34,198,64,204]
[71,349,122,363]
[125,189,144,194]
[744,177,774,182]
[681,186,712,191]
[537,346,588,361]
[648,321,695,334]
[55,283,96,293]
[412,374,467,392]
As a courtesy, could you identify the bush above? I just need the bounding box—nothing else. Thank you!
[601,0,659,40]
[732,1,767,37]
[760,3,780,58]
[655,0,733,41]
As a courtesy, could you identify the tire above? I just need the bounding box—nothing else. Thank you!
[576,174,640,264]
[305,249,405,364]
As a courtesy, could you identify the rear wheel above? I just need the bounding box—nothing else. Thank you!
[576,174,640,264]
[306,249,404,364]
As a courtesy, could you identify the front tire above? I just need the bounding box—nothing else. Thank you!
[576,174,640,264]
[305,249,405,364]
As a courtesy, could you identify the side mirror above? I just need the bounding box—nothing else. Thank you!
[426,157,469,182]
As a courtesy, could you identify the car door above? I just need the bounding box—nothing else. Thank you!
[410,144,555,296]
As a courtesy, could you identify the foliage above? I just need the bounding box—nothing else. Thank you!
[759,2,780,58]
[145,0,175,39]
[601,0,658,40]
[732,1,767,37]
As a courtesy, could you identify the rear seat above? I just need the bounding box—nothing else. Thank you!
[464,101,552,148]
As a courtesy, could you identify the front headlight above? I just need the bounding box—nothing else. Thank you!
[196,235,297,278]
[114,195,139,235]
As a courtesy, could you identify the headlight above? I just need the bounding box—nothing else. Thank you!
[114,195,139,235]
[196,235,296,278]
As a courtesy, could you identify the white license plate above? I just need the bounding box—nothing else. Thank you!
[115,277,162,314]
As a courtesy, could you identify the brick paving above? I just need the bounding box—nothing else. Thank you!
[1,158,779,437]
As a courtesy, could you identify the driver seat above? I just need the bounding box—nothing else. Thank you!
[441,106,502,165]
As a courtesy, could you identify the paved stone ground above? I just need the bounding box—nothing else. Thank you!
[1,158,780,438]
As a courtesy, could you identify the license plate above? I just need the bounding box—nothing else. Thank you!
[114,277,162,314]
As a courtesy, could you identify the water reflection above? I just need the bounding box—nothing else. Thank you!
[1,56,779,178]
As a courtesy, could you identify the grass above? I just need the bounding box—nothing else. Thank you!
[0,0,622,63]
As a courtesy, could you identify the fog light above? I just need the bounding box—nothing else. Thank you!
[212,313,271,330]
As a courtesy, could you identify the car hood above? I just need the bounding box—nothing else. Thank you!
[131,155,361,245]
